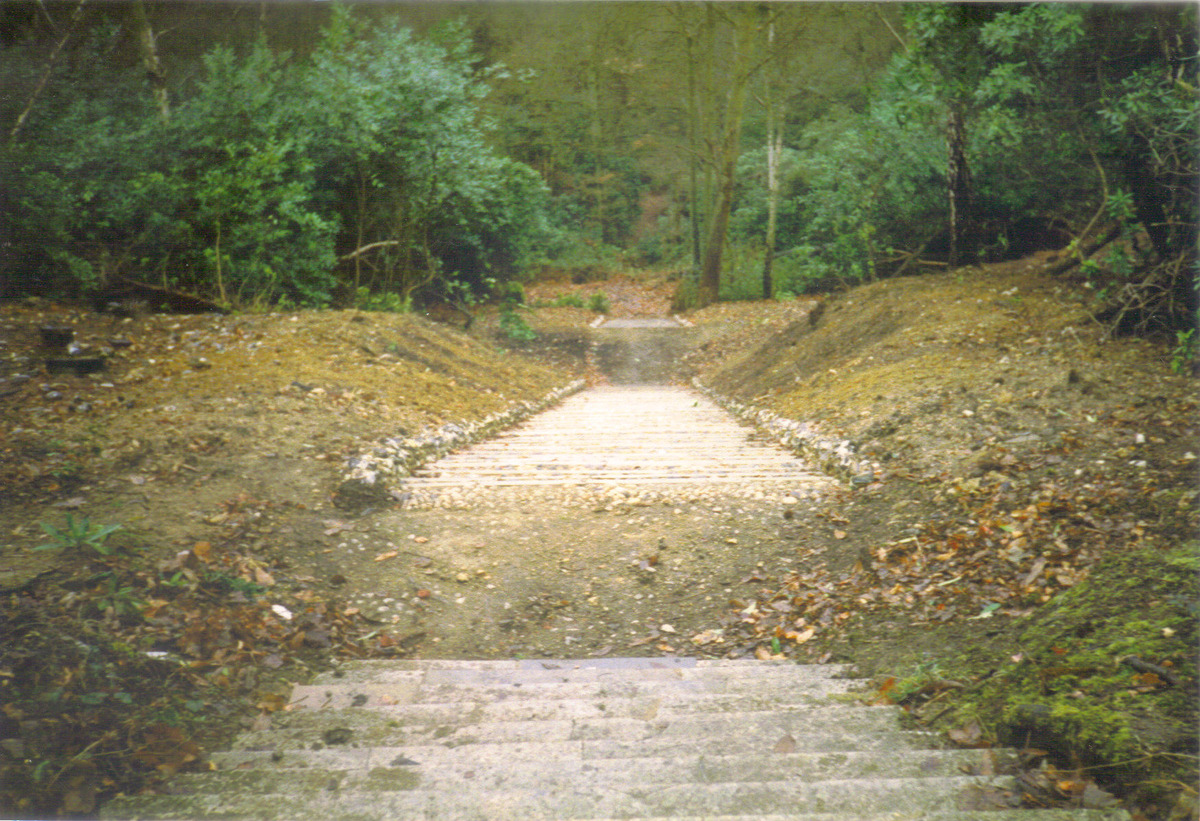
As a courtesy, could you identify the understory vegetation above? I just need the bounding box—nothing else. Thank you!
[0,2,1196,817]
[2,2,1196,337]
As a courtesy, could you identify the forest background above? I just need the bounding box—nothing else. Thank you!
[1,0,1196,335]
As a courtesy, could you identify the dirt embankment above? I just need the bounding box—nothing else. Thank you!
[1,257,1196,818]
[686,258,1198,816]
[0,307,571,582]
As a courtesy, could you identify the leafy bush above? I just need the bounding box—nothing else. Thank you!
[2,8,550,308]
[772,2,1197,332]
[354,286,411,313]
[498,305,537,342]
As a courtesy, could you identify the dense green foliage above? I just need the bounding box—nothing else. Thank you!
[1,3,547,307]
[1,2,1195,327]
[747,3,1197,332]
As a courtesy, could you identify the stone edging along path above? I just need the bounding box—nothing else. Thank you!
[333,379,587,509]
[334,372,880,511]
[692,377,881,487]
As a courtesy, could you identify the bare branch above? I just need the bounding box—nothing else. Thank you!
[338,241,403,262]
[9,0,89,144]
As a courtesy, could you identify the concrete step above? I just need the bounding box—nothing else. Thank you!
[229,707,918,753]
[100,658,1131,821]
[318,657,855,685]
[287,685,862,714]
[103,775,1016,820]
[313,656,852,674]
[229,720,939,760]
[205,746,1015,790]
[306,664,857,707]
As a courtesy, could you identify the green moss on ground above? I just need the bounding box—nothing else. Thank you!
[943,541,1198,802]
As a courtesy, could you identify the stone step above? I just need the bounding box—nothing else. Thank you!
[230,708,934,754]
[251,701,910,735]
[287,685,858,714]
[100,657,1131,821]
[317,657,850,672]
[313,664,853,700]
[207,746,1013,789]
[319,657,854,684]
[103,774,1016,820]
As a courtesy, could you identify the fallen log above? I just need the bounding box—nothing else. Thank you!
[97,277,229,314]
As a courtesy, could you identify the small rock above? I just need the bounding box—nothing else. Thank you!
[333,477,390,511]
[321,728,353,746]
[1081,782,1120,809]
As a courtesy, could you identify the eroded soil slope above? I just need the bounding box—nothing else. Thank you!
[0,306,569,586]
[1,257,1196,818]
[690,258,1198,815]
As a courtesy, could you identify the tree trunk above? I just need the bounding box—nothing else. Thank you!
[685,28,702,277]
[699,147,738,305]
[130,0,169,122]
[697,8,755,307]
[761,18,781,301]
[945,105,971,268]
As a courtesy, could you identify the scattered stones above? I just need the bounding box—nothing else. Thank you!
[335,380,586,510]
[693,379,881,485]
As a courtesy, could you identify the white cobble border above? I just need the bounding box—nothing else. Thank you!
[397,480,829,511]
[692,377,880,487]
[335,379,586,507]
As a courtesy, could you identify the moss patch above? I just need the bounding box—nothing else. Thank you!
[945,542,1198,799]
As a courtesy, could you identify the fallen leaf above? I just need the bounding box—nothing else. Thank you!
[1055,778,1087,797]
[772,734,797,754]
[374,551,398,562]
[948,721,984,747]
[257,694,287,713]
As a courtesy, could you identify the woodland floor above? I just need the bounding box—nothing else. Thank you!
[1,256,1196,819]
